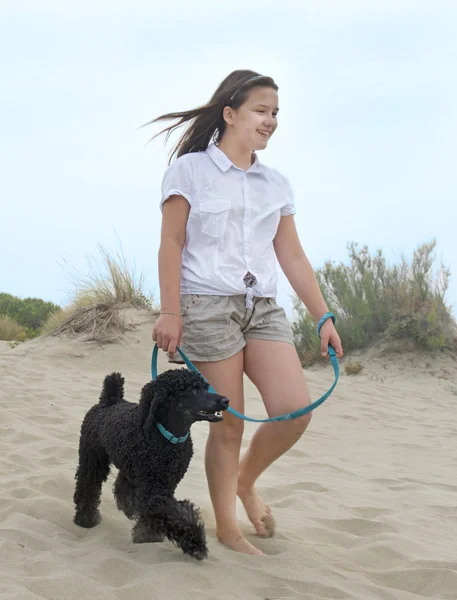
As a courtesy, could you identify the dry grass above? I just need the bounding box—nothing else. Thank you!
[40,297,94,336]
[40,306,76,336]
[43,240,158,342]
[47,302,135,343]
[0,315,26,342]
[66,241,154,309]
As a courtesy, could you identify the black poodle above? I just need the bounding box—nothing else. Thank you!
[73,368,229,560]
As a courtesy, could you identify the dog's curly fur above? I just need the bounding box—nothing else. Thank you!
[73,369,228,560]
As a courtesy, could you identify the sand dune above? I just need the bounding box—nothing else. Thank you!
[1,308,457,599]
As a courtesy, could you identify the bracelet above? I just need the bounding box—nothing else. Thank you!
[317,311,336,338]
[160,311,183,317]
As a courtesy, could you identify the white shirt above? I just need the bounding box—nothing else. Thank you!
[160,143,296,302]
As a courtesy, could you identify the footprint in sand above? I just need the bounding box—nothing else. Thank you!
[313,517,395,537]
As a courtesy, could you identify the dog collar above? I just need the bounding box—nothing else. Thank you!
[156,422,189,444]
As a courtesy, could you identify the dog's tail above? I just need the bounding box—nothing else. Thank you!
[99,372,125,407]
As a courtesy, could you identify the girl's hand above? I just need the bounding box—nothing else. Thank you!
[152,314,183,359]
[319,320,344,358]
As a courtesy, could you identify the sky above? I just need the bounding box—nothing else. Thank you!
[1,0,456,319]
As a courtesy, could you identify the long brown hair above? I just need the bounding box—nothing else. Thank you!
[142,69,278,164]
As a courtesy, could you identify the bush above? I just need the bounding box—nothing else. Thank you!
[0,315,27,341]
[43,240,158,341]
[292,240,455,365]
[45,302,135,343]
[64,241,153,309]
[40,305,78,336]
[2,239,156,343]
[344,361,364,376]
[291,303,322,366]
[0,293,61,331]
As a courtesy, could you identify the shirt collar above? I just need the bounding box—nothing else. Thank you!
[206,143,263,175]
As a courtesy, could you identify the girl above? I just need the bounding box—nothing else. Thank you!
[150,70,343,556]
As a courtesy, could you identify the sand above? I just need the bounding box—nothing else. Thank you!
[1,308,457,600]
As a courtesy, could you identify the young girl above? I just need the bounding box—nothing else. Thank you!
[150,70,343,556]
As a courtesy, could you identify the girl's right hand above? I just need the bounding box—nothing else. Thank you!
[152,314,183,359]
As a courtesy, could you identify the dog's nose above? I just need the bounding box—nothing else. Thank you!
[220,397,229,409]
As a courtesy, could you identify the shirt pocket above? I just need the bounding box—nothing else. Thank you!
[199,200,231,238]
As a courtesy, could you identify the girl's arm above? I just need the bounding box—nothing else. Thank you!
[153,196,190,357]
[274,215,343,357]
[158,195,189,313]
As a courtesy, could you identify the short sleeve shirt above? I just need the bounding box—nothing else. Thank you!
[160,143,296,298]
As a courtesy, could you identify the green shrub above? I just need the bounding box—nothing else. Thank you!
[0,293,60,331]
[292,240,455,365]
[344,361,364,375]
[291,299,323,366]
[0,315,27,341]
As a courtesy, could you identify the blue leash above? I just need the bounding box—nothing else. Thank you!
[151,312,339,423]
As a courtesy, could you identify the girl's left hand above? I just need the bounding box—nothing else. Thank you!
[319,320,344,358]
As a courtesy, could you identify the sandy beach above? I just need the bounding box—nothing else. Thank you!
[1,308,456,600]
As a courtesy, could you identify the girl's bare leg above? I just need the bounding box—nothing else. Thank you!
[194,350,264,555]
[238,340,312,537]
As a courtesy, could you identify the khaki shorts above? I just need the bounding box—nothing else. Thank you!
[178,294,294,362]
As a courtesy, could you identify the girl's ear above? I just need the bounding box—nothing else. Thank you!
[223,106,234,126]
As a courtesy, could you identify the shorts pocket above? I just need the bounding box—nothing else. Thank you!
[180,294,200,315]
[199,200,231,238]
[180,296,234,344]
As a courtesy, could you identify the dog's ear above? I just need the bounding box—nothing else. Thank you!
[139,381,164,434]
[144,395,162,432]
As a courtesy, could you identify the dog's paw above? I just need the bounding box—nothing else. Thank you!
[74,509,101,528]
[132,521,165,544]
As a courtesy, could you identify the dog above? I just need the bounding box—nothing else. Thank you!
[73,368,229,560]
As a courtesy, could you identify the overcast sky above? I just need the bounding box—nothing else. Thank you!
[1,0,456,318]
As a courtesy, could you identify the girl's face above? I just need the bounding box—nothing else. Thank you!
[227,86,279,151]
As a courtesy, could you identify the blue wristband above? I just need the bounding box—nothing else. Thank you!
[317,311,336,338]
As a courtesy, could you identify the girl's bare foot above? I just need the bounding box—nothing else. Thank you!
[237,484,275,538]
[216,527,264,555]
